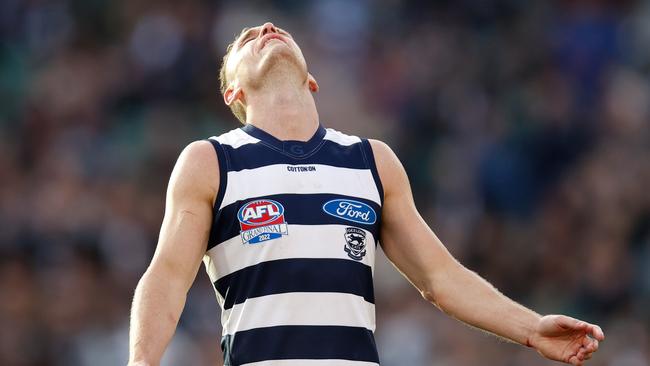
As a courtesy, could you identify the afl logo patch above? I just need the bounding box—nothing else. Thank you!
[323,199,377,225]
[237,199,289,244]
[344,227,367,261]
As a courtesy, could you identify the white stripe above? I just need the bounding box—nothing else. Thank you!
[201,255,225,308]
[205,224,376,281]
[243,360,379,366]
[222,292,375,336]
[220,164,380,209]
[210,128,260,148]
[324,128,362,146]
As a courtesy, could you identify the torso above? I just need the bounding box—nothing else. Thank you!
[204,124,383,366]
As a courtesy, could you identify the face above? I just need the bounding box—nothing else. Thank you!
[225,23,310,93]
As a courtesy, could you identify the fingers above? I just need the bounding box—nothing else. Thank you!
[586,324,605,341]
[576,349,595,363]
[572,337,599,364]
[551,315,604,365]
[556,315,605,341]
[570,350,592,365]
[568,355,583,366]
[556,315,587,330]
[582,336,599,351]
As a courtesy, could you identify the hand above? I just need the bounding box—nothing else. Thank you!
[528,315,605,365]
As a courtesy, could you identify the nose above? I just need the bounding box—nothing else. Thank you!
[260,22,278,36]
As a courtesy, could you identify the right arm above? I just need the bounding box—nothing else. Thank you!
[128,141,219,366]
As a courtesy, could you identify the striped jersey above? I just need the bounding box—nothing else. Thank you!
[204,123,384,366]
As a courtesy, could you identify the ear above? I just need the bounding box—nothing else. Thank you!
[223,84,244,106]
[308,73,319,93]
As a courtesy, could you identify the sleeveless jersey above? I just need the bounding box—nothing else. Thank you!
[204,123,384,366]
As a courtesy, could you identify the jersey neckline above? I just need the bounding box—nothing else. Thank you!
[241,123,326,157]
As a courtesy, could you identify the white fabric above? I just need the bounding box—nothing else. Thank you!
[221,292,376,336]
[206,128,381,363]
[323,128,362,146]
[220,164,381,209]
[242,360,380,366]
[204,224,376,281]
[210,129,260,149]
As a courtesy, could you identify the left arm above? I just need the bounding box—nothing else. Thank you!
[369,139,604,366]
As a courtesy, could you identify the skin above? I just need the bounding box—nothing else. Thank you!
[129,140,217,366]
[223,23,320,140]
[128,22,604,366]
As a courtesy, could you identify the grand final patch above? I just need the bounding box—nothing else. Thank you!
[344,227,367,261]
[237,199,289,244]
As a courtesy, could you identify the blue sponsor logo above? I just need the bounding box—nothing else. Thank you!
[322,199,377,225]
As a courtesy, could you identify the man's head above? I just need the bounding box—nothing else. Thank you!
[219,22,318,124]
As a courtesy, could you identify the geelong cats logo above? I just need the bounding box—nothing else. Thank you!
[237,199,289,244]
[344,227,367,261]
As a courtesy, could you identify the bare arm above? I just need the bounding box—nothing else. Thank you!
[369,139,603,365]
[128,141,218,366]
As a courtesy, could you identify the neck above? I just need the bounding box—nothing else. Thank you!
[244,69,319,141]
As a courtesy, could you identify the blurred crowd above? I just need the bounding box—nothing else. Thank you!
[1,0,649,365]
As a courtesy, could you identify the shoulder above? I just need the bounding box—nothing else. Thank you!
[367,139,408,196]
[169,140,219,202]
[177,140,218,173]
[367,139,392,157]
[367,139,401,172]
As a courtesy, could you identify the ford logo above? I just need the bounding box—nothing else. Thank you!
[322,199,377,225]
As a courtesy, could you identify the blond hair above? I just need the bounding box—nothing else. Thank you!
[219,27,249,124]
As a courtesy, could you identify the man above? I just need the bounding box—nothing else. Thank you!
[128,22,604,366]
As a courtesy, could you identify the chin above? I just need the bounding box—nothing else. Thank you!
[263,44,301,64]
[257,49,308,79]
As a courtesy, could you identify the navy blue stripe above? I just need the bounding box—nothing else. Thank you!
[214,258,375,310]
[361,139,384,243]
[221,139,366,172]
[207,139,228,221]
[361,139,384,207]
[241,124,327,156]
[208,193,381,249]
[221,326,379,365]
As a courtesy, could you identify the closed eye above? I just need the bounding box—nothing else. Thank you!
[238,29,258,47]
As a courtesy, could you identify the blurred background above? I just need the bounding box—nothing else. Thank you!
[1,0,649,365]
